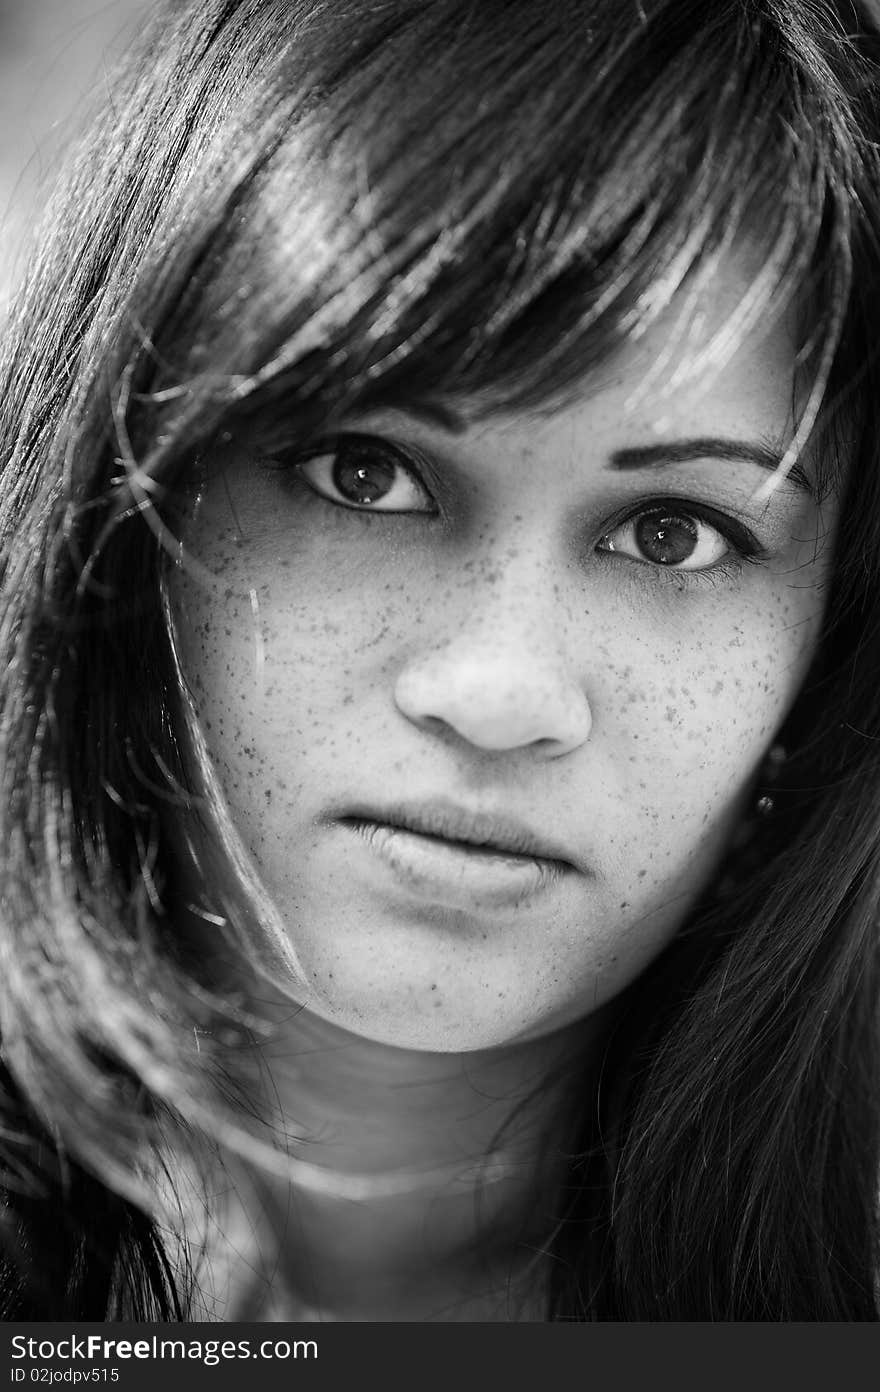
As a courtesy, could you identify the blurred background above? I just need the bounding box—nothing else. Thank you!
[0,0,150,313]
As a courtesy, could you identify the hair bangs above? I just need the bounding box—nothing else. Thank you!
[117,1,858,491]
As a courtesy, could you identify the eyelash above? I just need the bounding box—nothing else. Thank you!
[598,498,764,590]
[260,433,765,586]
[260,434,440,517]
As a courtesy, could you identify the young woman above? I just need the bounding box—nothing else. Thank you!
[1,0,879,1321]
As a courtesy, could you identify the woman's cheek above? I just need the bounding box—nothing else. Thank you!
[594,597,816,826]
[167,560,403,834]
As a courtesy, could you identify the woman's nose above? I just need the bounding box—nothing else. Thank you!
[393,603,592,758]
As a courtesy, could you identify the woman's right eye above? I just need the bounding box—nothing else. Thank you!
[294,434,437,514]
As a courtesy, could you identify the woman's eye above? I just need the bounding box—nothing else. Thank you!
[296,435,436,514]
[599,507,733,571]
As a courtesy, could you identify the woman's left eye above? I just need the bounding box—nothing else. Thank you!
[295,435,436,514]
[598,506,742,571]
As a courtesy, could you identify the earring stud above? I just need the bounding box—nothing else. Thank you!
[755,742,787,815]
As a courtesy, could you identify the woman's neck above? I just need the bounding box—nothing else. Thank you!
[205,999,603,1320]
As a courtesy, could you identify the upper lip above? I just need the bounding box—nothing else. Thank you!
[336,798,576,867]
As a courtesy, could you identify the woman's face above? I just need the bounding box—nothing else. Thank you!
[167,286,836,1051]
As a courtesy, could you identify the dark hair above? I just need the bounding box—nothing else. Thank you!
[1,0,880,1319]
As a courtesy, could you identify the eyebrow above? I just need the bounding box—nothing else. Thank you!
[608,437,815,497]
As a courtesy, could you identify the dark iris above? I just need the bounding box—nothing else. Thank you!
[333,443,396,504]
[634,511,698,565]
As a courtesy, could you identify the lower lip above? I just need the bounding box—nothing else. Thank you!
[341,820,566,909]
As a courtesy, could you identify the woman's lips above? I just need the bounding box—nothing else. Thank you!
[337,806,572,909]
[339,799,575,863]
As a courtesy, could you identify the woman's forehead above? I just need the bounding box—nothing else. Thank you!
[373,252,803,441]
[370,299,799,457]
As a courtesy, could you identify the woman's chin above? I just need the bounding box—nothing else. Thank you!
[269,972,615,1057]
